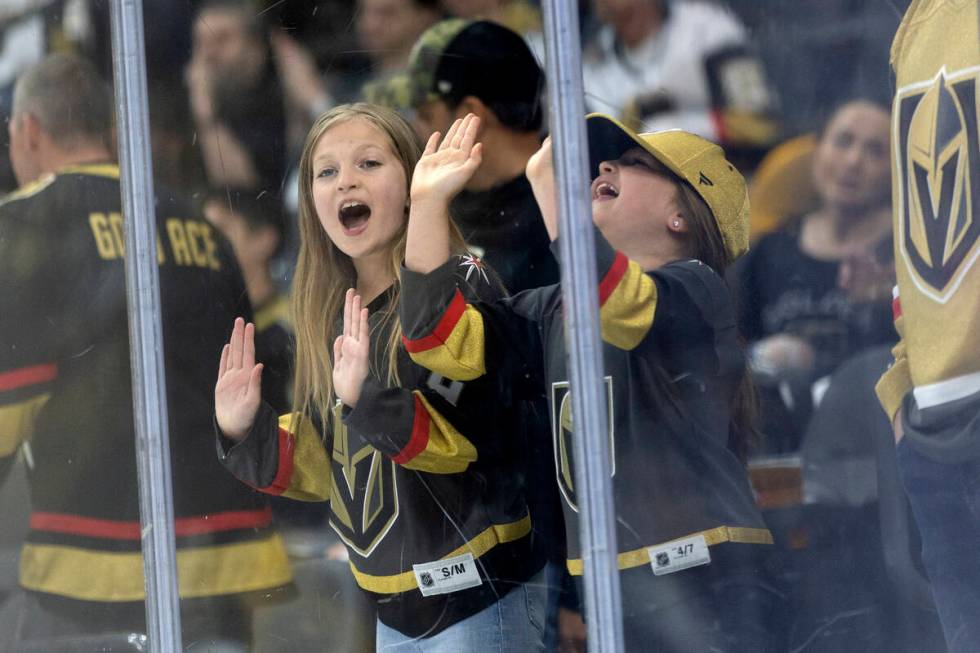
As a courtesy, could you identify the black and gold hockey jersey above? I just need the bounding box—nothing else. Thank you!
[0,165,291,601]
[400,231,772,578]
[876,0,980,430]
[217,269,546,637]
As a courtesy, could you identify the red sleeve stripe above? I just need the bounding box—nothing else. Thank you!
[710,108,728,144]
[0,363,58,392]
[176,507,273,536]
[892,294,902,321]
[598,252,629,307]
[264,428,297,496]
[402,290,466,353]
[392,395,430,464]
[30,507,272,540]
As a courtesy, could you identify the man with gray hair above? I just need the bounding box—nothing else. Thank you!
[0,53,291,649]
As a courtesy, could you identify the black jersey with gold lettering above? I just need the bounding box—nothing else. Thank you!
[217,266,547,637]
[400,231,772,579]
[0,165,291,601]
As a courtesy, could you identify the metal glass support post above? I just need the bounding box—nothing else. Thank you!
[109,1,182,650]
[539,2,625,651]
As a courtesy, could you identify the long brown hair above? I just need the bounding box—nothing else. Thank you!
[291,103,468,424]
[652,160,760,461]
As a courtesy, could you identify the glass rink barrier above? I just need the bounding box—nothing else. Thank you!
[1,1,976,651]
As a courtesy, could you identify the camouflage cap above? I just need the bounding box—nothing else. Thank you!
[365,18,543,125]
[405,18,473,107]
[362,74,415,112]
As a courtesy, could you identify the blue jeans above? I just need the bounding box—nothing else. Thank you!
[897,437,980,653]
[375,566,547,652]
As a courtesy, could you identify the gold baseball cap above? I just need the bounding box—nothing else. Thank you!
[586,113,750,261]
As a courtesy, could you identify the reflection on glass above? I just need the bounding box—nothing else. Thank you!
[0,1,965,652]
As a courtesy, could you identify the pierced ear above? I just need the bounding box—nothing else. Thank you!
[667,215,689,234]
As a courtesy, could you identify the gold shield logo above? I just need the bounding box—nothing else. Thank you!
[551,377,615,512]
[328,403,399,557]
[895,66,980,302]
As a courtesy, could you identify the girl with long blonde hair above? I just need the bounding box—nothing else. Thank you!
[213,104,549,650]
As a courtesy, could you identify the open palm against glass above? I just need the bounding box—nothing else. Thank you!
[406,114,483,274]
[333,289,371,408]
[410,113,483,207]
[215,317,264,441]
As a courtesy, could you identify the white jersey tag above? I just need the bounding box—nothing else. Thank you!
[649,534,711,576]
[413,552,483,596]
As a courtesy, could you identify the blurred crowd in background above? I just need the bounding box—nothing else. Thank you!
[0,1,951,651]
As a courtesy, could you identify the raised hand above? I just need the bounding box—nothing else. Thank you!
[215,317,264,441]
[526,136,559,241]
[184,54,215,125]
[410,113,483,208]
[333,289,371,408]
[405,116,482,273]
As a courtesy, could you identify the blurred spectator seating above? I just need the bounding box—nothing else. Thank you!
[186,0,289,194]
[732,100,895,453]
[748,133,818,240]
[787,347,946,652]
[582,0,780,160]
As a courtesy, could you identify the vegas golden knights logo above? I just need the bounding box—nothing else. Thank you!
[328,403,399,557]
[551,377,615,512]
[895,66,980,303]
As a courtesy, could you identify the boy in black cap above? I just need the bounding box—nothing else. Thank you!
[366,18,559,294]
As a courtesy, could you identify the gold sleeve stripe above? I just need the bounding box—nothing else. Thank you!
[19,533,291,601]
[0,393,50,456]
[348,514,532,594]
[59,164,120,179]
[402,290,486,381]
[566,525,774,575]
[875,294,912,421]
[876,354,912,422]
[254,294,290,332]
[598,253,657,350]
[273,413,331,502]
[392,392,477,474]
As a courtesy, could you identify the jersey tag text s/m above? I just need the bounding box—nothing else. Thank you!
[413,552,483,596]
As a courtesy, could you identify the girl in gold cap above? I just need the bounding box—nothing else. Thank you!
[400,112,779,651]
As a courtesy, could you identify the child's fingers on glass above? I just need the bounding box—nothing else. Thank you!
[459,115,480,152]
[343,288,355,338]
[440,118,463,151]
[423,130,441,155]
[351,294,362,341]
[359,308,370,349]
